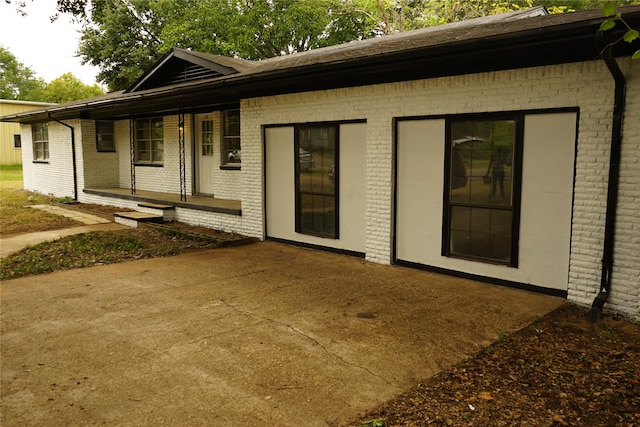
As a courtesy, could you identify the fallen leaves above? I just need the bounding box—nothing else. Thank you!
[477,391,493,401]
[353,304,640,427]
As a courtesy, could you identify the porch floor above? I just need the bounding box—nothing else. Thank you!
[84,188,241,216]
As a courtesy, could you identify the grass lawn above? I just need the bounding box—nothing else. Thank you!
[0,166,79,236]
[0,166,231,280]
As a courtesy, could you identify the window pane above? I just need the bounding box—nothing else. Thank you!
[447,117,519,264]
[32,123,49,160]
[135,118,163,164]
[96,120,115,151]
[223,109,241,164]
[201,120,214,157]
[296,125,337,238]
[153,119,163,139]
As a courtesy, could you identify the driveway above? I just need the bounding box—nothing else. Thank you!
[1,242,564,426]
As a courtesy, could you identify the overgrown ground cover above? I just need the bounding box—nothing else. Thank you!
[0,166,236,280]
[352,303,640,426]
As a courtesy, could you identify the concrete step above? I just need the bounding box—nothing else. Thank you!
[137,202,176,222]
[114,211,164,228]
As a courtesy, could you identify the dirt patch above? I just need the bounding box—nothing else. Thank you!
[352,303,640,426]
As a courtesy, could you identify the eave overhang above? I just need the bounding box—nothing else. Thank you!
[3,6,639,124]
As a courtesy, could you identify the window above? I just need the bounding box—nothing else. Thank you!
[443,115,522,266]
[13,134,21,149]
[134,117,163,165]
[96,120,115,152]
[201,120,214,156]
[31,123,49,161]
[222,109,240,165]
[295,124,338,238]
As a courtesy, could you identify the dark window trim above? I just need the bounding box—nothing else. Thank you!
[220,164,241,171]
[396,259,567,298]
[221,109,241,166]
[31,122,49,161]
[395,107,579,124]
[267,236,365,259]
[134,116,164,166]
[134,163,164,168]
[96,120,116,153]
[294,122,340,239]
[441,112,525,267]
[13,134,22,149]
[392,107,579,266]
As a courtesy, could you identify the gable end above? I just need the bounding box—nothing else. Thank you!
[126,48,240,93]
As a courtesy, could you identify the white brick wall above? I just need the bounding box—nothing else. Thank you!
[80,119,119,189]
[21,57,639,320]
[112,115,194,195]
[21,119,81,199]
[241,59,639,320]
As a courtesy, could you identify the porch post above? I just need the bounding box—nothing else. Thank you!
[178,112,187,202]
[129,119,136,194]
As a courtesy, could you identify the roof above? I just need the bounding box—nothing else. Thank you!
[3,5,640,123]
[0,99,57,107]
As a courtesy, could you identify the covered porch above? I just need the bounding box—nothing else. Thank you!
[84,188,242,216]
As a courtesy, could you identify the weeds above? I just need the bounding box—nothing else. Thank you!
[0,229,222,281]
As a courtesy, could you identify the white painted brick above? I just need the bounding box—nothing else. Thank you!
[22,57,640,320]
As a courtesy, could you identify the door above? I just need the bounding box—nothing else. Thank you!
[196,113,216,195]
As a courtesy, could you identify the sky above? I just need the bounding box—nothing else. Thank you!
[0,0,100,85]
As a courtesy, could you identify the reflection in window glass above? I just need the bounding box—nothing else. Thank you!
[296,125,338,238]
[446,118,519,265]
[96,120,115,152]
[222,109,241,164]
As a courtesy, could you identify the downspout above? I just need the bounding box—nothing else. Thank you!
[589,45,626,323]
[48,114,78,201]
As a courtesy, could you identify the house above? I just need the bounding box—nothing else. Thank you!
[2,6,639,322]
[0,99,56,165]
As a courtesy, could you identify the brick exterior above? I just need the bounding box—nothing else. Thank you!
[242,59,639,321]
[19,58,640,321]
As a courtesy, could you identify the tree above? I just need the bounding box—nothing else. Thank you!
[0,46,46,100]
[600,1,640,59]
[41,72,104,103]
[8,0,634,92]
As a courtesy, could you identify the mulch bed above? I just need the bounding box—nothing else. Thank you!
[352,303,640,427]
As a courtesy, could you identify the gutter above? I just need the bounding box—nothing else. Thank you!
[589,45,626,323]
[48,114,78,201]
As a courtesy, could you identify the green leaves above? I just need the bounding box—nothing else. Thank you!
[624,29,639,43]
[599,18,616,31]
[601,1,617,18]
[599,2,640,60]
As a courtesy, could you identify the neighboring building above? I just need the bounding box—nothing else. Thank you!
[0,99,56,165]
[2,6,639,322]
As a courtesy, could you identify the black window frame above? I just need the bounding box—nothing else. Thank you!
[31,122,49,162]
[221,109,241,168]
[134,117,163,166]
[96,120,116,152]
[442,112,524,267]
[294,123,340,239]
[13,134,21,149]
